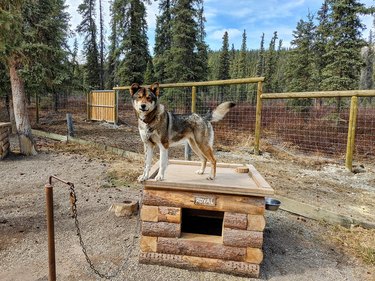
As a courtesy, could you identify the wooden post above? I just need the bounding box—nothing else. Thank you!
[254,81,263,155]
[345,96,358,171]
[185,86,197,160]
[86,91,90,121]
[66,113,75,138]
[114,90,118,125]
[35,92,39,124]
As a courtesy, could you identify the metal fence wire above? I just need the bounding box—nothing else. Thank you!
[0,78,374,164]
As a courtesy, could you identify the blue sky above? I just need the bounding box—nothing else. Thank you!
[66,0,374,56]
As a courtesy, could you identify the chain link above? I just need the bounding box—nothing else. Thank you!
[69,184,141,279]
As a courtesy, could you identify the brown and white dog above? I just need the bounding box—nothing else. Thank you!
[130,82,235,182]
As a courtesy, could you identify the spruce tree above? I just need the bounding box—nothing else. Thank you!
[116,0,150,85]
[359,30,374,91]
[165,0,199,83]
[195,3,208,81]
[154,0,172,83]
[98,0,105,89]
[321,0,367,112]
[264,31,278,93]
[256,33,265,77]
[238,29,247,101]
[218,31,230,81]
[144,60,156,84]
[0,0,69,155]
[217,31,230,102]
[106,0,120,89]
[77,0,101,90]
[286,14,317,92]
[285,14,316,110]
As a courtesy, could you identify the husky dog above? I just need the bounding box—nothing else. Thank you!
[130,82,235,182]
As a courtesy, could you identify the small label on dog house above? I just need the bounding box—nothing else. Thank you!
[194,195,216,206]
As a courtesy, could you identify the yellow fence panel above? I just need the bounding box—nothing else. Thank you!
[87,90,118,123]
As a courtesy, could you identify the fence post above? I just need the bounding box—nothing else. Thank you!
[345,95,358,171]
[86,91,90,121]
[35,92,40,124]
[254,81,263,155]
[114,90,118,125]
[185,86,197,160]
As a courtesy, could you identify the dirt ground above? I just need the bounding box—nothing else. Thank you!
[0,132,374,281]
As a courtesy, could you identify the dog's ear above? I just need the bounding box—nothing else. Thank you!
[130,83,140,96]
[150,82,160,97]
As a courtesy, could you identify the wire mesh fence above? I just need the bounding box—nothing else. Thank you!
[0,80,374,163]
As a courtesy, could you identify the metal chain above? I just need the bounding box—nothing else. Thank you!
[69,184,141,280]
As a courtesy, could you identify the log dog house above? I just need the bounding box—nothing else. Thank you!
[139,160,274,278]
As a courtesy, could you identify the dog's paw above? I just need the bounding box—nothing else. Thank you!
[154,173,164,181]
[137,174,149,182]
[195,169,204,175]
[206,175,215,180]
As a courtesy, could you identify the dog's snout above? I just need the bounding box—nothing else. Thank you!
[141,104,146,109]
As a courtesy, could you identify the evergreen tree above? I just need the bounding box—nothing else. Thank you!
[256,33,265,77]
[98,0,105,89]
[77,0,101,90]
[359,30,374,104]
[165,0,199,83]
[195,3,208,81]
[106,0,120,89]
[264,31,278,93]
[217,31,230,102]
[0,0,70,155]
[218,31,230,81]
[286,14,317,92]
[144,60,156,84]
[116,0,150,85]
[238,29,247,100]
[315,0,330,90]
[321,0,367,112]
[154,0,172,83]
[285,14,316,110]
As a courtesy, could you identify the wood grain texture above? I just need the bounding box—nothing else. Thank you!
[140,205,159,222]
[158,206,181,223]
[246,248,264,264]
[143,189,265,215]
[223,228,263,248]
[140,236,157,252]
[247,215,266,231]
[157,237,246,261]
[142,221,181,238]
[139,252,260,277]
[223,212,248,230]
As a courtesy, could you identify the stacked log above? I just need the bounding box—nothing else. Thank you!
[139,188,266,278]
[0,123,11,160]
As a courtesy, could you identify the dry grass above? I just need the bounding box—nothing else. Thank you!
[326,225,375,266]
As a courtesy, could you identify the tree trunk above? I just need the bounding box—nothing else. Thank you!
[9,58,37,156]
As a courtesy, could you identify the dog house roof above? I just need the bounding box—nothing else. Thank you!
[145,160,274,197]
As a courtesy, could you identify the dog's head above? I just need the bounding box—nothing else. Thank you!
[130,82,160,115]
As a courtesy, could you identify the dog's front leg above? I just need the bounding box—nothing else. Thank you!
[155,145,168,181]
[138,142,154,182]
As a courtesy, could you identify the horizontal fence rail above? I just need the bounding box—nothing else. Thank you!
[1,77,372,171]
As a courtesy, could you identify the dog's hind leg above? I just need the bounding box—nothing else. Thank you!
[197,143,216,180]
[188,139,207,175]
[138,142,154,182]
[155,145,168,181]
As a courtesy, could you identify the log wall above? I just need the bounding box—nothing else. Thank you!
[139,188,267,278]
[0,123,11,160]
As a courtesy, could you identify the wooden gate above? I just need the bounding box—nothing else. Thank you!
[87,90,118,124]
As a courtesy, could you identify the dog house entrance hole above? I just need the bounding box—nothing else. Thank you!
[181,208,224,236]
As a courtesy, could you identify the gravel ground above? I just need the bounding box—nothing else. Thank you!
[0,138,374,281]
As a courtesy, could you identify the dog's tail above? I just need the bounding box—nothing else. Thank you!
[206,101,236,123]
